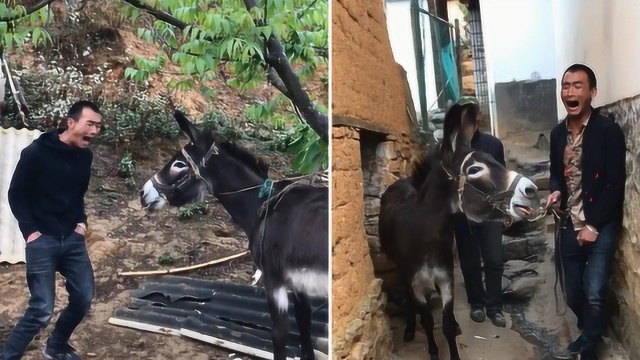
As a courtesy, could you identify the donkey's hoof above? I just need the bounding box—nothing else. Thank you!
[403,330,415,342]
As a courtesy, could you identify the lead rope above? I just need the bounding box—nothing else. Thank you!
[552,207,568,316]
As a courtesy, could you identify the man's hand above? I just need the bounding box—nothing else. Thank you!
[27,231,41,243]
[546,190,561,209]
[577,226,598,246]
[74,223,87,236]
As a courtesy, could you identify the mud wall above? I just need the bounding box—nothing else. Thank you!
[331,0,419,357]
[332,0,409,135]
[599,94,640,359]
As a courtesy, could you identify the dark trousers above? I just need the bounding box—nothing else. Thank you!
[454,215,504,313]
[1,233,94,360]
[557,220,617,351]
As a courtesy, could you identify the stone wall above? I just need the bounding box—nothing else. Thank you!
[360,131,418,294]
[599,94,640,359]
[331,0,421,357]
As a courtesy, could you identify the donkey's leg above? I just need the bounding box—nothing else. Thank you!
[437,276,461,360]
[264,280,290,360]
[416,300,440,360]
[292,292,315,360]
[403,282,417,342]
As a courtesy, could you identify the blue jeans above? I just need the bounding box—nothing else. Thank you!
[1,233,94,360]
[557,220,618,351]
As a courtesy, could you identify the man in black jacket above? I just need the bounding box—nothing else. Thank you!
[1,101,101,360]
[453,96,508,328]
[548,64,626,360]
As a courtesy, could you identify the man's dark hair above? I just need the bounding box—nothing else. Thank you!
[67,100,101,121]
[563,63,597,89]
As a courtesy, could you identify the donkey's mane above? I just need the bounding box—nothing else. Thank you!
[204,131,270,178]
[409,143,440,190]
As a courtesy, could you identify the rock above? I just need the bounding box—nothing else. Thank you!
[367,235,381,252]
[333,279,393,360]
[503,260,539,279]
[376,141,397,160]
[364,196,381,217]
[503,230,547,261]
[531,170,550,190]
[371,252,396,273]
[502,276,512,291]
[533,133,550,151]
[503,276,543,300]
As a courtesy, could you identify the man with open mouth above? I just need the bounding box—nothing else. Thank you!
[548,64,626,360]
[2,101,102,360]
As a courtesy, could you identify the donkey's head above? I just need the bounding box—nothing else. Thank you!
[139,110,267,211]
[438,104,541,223]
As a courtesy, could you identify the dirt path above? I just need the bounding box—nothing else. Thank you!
[388,223,630,360]
[389,265,536,360]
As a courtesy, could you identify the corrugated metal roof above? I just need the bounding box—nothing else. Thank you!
[108,275,329,360]
[0,127,43,264]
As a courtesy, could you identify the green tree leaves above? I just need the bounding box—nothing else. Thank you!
[2,0,328,174]
[0,1,52,50]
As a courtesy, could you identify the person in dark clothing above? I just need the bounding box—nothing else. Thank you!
[452,96,508,328]
[1,101,102,360]
[548,64,626,360]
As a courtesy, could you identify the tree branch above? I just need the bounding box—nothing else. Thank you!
[0,0,56,23]
[244,0,327,142]
[122,0,328,143]
[121,0,188,30]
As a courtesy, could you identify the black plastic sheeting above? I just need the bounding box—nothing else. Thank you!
[110,275,328,359]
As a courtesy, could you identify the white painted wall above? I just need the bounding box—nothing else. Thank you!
[0,127,42,264]
[552,0,640,118]
[385,0,438,116]
[479,0,640,123]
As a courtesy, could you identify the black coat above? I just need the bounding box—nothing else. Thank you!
[8,129,92,239]
[548,109,626,231]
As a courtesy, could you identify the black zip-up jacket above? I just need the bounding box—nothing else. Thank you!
[549,109,626,231]
[8,129,92,239]
[470,130,506,167]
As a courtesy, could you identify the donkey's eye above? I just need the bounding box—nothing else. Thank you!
[170,161,189,173]
[468,166,483,175]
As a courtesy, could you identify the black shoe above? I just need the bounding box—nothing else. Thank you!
[567,335,584,354]
[42,338,82,360]
[487,311,506,327]
[470,307,485,323]
[579,348,597,360]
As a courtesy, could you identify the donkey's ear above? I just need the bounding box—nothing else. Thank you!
[458,105,477,148]
[174,110,204,145]
[441,103,463,159]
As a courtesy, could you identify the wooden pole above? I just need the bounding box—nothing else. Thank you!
[118,251,250,277]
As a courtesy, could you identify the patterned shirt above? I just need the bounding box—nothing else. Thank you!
[564,119,588,230]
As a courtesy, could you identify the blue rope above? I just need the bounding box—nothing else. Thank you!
[258,179,274,199]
